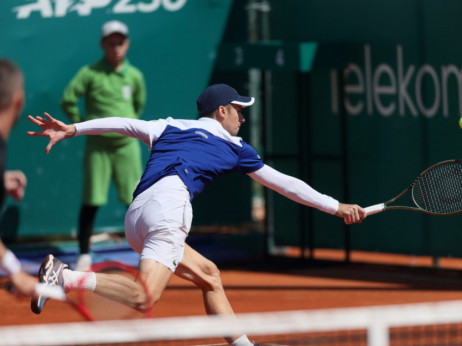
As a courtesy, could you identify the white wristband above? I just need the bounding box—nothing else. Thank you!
[0,250,21,275]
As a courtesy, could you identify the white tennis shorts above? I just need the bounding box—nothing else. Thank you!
[124,175,193,272]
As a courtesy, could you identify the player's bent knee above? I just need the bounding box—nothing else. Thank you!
[200,261,224,292]
[132,293,157,312]
[129,290,151,312]
[142,287,166,311]
[177,255,225,292]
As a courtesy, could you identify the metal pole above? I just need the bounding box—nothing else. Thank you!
[246,1,273,255]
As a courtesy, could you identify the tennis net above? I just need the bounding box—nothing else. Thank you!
[3,300,462,345]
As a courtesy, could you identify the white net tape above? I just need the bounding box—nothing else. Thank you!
[3,300,462,346]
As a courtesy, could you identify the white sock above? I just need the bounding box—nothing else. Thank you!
[63,269,96,292]
[231,334,253,346]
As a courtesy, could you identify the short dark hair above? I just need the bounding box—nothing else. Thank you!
[199,111,215,118]
[0,58,23,111]
[198,103,232,119]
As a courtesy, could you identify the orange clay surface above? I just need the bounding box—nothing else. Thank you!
[2,249,462,327]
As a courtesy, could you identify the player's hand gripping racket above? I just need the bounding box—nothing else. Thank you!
[365,159,462,216]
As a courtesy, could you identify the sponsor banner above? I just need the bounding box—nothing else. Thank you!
[328,44,462,119]
[13,0,188,19]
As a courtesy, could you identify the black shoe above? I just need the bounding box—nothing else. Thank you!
[31,254,67,314]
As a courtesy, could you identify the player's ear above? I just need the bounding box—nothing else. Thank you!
[215,105,227,121]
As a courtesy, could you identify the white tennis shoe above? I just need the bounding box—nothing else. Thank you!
[31,254,67,314]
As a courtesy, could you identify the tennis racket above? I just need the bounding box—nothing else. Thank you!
[35,260,152,321]
[365,159,462,216]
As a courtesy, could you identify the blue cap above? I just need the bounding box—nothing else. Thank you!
[196,84,255,115]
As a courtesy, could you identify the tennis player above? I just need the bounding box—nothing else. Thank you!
[0,58,36,297]
[28,83,365,345]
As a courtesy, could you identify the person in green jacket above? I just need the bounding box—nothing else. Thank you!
[60,20,146,271]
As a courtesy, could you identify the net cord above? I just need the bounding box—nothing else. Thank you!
[2,300,462,346]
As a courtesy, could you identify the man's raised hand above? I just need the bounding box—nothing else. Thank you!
[27,112,76,154]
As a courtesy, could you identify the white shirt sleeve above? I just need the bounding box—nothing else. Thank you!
[248,164,339,215]
[74,117,167,149]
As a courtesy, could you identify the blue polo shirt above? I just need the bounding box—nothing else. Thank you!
[133,117,264,201]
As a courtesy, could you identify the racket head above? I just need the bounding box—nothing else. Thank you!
[411,159,462,215]
[72,260,152,321]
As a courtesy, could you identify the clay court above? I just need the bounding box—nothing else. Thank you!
[2,248,462,330]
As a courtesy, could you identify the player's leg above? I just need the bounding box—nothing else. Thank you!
[91,258,172,311]
[74,233,176,311]
[123,175,191,307]
[89,174,186,310]
[32,232,176,313]
[175,244,234,315]
[175,244,254,345]
[32,176,189,314]
[31,253,160,313]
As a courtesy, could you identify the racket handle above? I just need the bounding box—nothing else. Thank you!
[364,203,385,216]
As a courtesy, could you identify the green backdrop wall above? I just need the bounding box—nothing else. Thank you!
[0,0,252,239]
[257,0,462,257]
[2,0,462,260]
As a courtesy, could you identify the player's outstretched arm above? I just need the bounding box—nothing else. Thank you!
[27,112,76,154]
[249,165,366,224]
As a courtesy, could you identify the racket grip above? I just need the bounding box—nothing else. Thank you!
[364,203,385,216]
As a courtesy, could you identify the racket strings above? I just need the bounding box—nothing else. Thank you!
[412,162,462,215]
